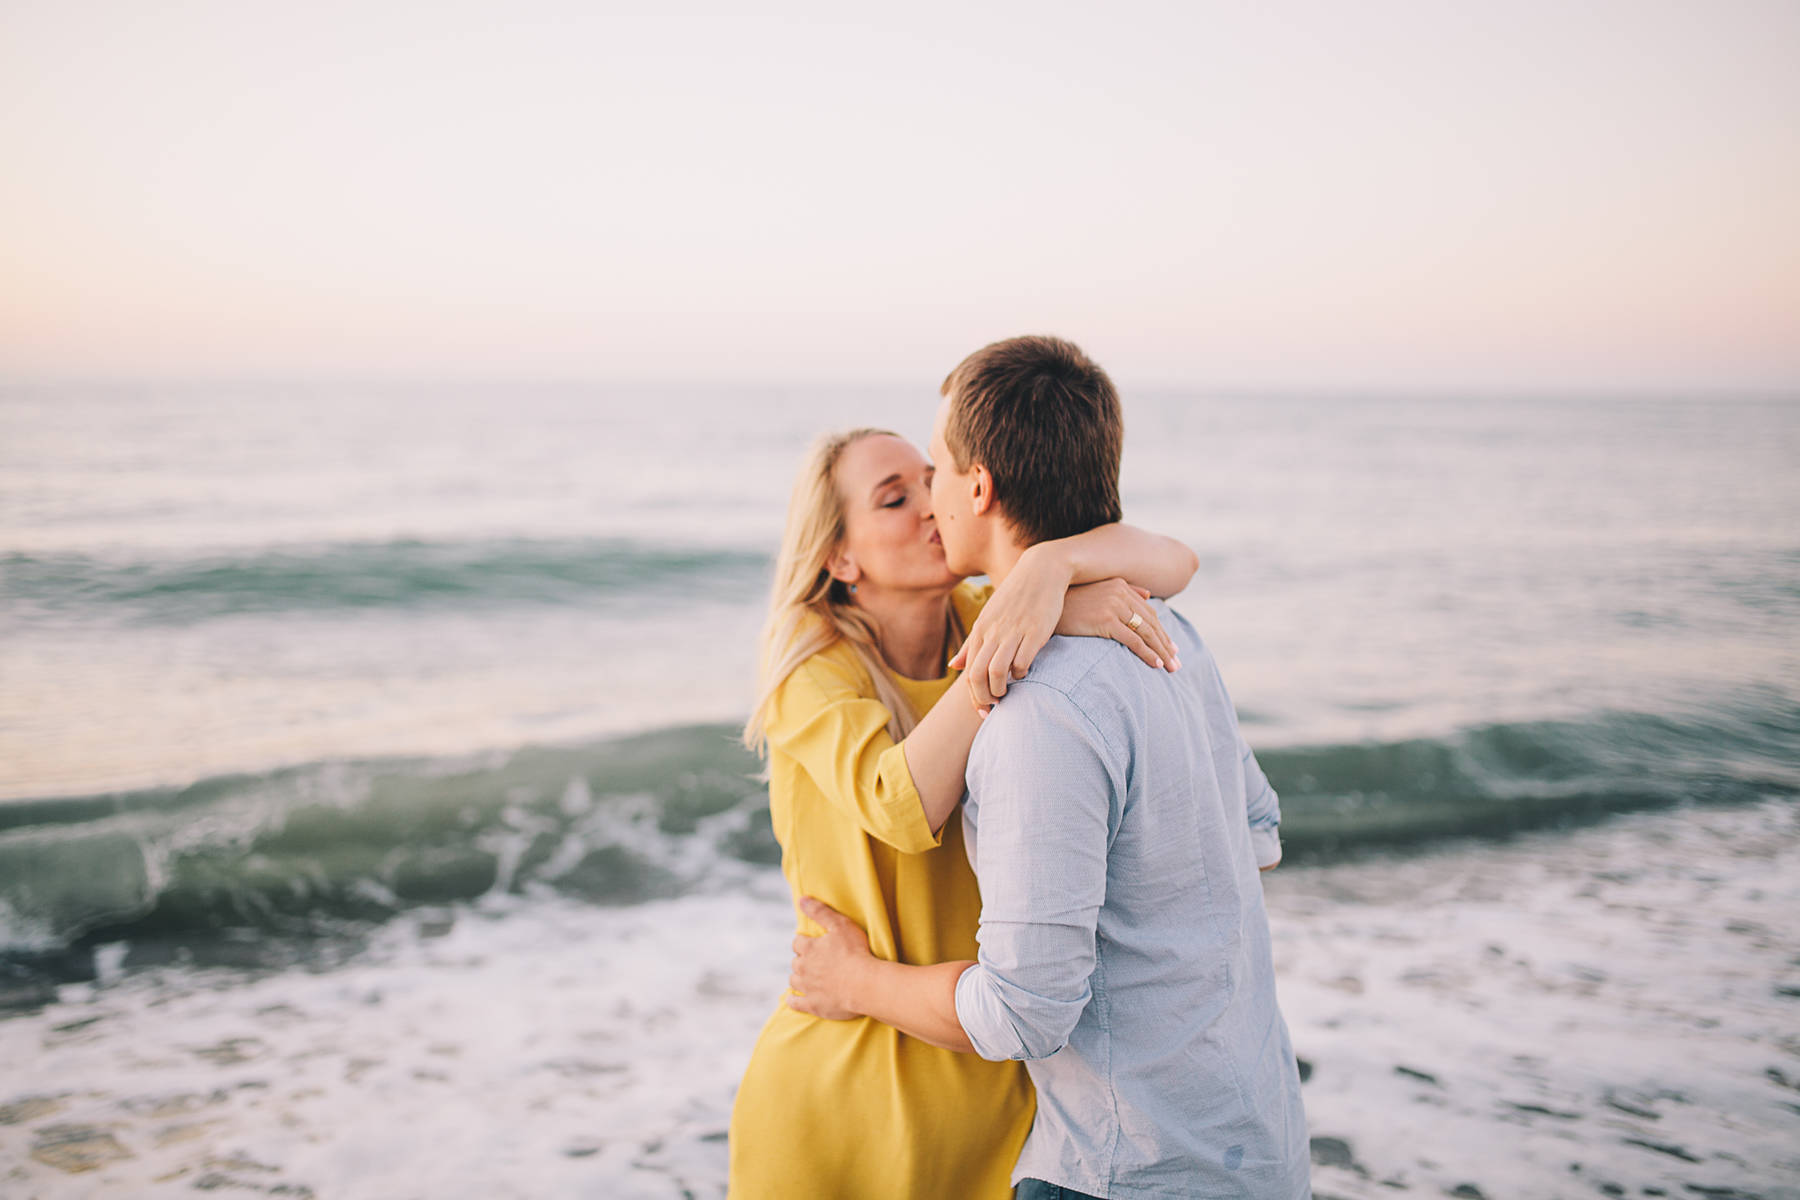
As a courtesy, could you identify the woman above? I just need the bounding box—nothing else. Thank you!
[728,427,1197,1198]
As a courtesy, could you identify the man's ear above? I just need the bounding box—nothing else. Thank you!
[969,465,995,517]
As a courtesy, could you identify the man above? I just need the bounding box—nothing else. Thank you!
[788,335,1311,1199]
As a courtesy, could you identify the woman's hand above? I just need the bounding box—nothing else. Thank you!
[1057,579,1180,676]
[786,897,875,1022]
[949,545,1072,712]
[952,548,1182,712]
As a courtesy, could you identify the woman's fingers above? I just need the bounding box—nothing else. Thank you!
[1118,600,1178,671]
[1115,624,1161,670]
[967,668,997,712]
[962,631,1020,711]
[966,629,993,676]
[987,632,1024,702]
[1134,605,1179,670]
[962,638,998,710]
[947,636,971,671]
[966,583,1189,698]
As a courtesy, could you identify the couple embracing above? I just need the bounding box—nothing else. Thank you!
[729,336,1311,1199]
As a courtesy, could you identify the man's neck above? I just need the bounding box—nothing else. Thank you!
[974,534,1031,589]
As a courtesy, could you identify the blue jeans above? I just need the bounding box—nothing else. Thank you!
[1014,1181,1105,1200]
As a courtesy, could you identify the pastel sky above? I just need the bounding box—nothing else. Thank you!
[3,0,1797,389]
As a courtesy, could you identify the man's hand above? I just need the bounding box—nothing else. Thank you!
[786,897,875,1021]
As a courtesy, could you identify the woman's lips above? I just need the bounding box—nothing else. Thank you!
[929,531,942,545]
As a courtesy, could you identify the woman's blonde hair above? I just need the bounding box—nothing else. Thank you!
[742,428,965,756]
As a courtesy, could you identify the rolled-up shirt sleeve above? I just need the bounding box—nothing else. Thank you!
[953,683,1120,1062]
[1242,735,1282,869]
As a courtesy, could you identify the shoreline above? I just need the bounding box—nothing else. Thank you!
[7,698,1794,976]
[4,800,1797,1198]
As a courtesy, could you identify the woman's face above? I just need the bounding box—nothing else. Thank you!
[831,434,961,597]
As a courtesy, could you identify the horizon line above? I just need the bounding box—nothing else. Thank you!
[2,370,1797,404]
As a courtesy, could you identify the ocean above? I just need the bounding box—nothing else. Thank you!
[2,382,1797,1197]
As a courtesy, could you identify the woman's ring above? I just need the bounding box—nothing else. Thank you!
[1126,612,1144,632]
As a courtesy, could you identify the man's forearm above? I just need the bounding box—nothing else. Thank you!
[850,958,979,1054]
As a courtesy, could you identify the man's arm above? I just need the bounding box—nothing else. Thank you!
[787,897,977,1053]
[950,687,1115,1060]
[788,684,1117,1061]
[1202,647,1283,870]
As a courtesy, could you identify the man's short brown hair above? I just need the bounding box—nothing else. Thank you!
[940,334,1123,546]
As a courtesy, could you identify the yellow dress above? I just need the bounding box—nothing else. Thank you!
[728,581,1035,1199]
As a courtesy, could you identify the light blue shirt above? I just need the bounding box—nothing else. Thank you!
[953,601,1311,1199]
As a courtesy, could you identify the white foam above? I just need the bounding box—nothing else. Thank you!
[3,802,1797,1198]
[1267,800,1800,1199]
[2,877,795,1198]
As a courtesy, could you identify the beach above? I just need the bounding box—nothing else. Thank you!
[3,382,1796,1197]
[4,799,1796,1198]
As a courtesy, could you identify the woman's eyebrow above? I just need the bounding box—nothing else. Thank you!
[867,472,903,499]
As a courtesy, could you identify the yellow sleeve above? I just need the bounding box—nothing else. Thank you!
[764,648,943,854]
